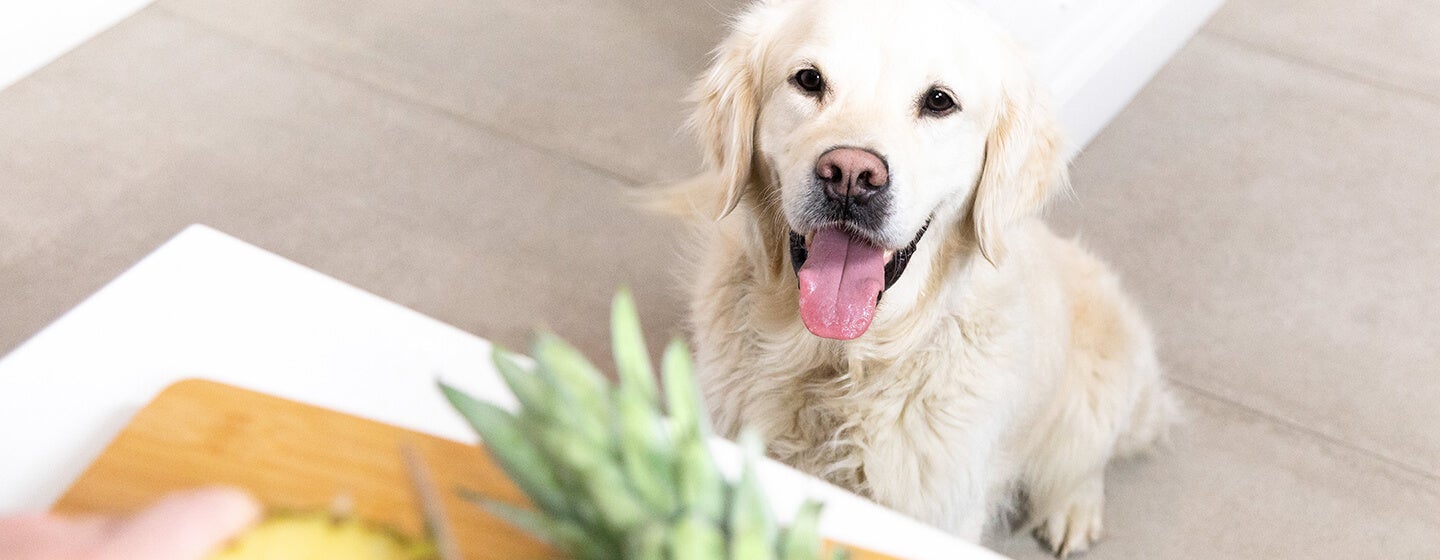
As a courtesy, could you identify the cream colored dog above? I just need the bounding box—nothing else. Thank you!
[677,0,1178,555]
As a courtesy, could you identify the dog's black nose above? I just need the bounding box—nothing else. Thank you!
[816,147,889,204]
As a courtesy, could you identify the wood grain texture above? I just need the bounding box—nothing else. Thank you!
[52,379,891,560]
[53,379,550,559]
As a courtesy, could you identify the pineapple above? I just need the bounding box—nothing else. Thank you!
[441,289,848,560]
[207,511,436,560]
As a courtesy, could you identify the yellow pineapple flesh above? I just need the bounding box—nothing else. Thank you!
[207,511,436,560]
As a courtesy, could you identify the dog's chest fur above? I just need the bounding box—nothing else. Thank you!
[702,289,1039,524]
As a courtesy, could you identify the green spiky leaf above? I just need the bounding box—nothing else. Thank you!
[780,500,825,560]
[730,431,777,560]
[465,493,616,559]
[662,338,707,438]
[615,384,677,514]
[532,331,611,424]
[444,290,853,560]
[669,513,725,560]
[439,382,569,517]
[612,288,658,404]
[491,348,552,419]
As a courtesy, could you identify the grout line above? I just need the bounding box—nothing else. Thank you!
[1200,29,1440,110]
[1170,379,1440,486]
[147,4,656,190]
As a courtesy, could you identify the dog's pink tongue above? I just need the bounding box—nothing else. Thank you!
[798,227,885,340]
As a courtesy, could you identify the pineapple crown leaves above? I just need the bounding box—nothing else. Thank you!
[439,288,848,560]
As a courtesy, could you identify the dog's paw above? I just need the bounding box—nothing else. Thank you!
[1033,480,1104,558]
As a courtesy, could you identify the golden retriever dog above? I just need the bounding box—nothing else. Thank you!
[675,0,1179,555]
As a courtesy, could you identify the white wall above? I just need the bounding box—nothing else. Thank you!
[976,0,1226,151]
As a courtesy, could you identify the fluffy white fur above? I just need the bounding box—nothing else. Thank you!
[676,0,1179,556]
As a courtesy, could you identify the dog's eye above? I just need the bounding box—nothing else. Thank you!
[922,89,958,115]
[794,68,825,95]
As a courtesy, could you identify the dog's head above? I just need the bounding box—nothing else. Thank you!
[691,0,1067,340]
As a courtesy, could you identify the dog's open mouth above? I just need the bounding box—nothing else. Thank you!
[788,222,929,340]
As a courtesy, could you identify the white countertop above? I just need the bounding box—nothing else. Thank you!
[0,224,1000,560]
[0,0,155,91]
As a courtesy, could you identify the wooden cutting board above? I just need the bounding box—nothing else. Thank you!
[53,379,890,559]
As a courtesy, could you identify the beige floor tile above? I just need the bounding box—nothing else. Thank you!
[1046,33,1440,474]
[992,389,1440,559]
[1207,0,1440,99]
[153,0,751,184]
[0,8,689,361]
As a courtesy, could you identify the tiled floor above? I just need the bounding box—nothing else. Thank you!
[3,1,1437,558]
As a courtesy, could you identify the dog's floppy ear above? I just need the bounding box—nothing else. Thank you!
[689,11,769,221]
[972,67,1069,266]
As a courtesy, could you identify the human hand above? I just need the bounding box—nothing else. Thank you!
[0,487,260,560]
